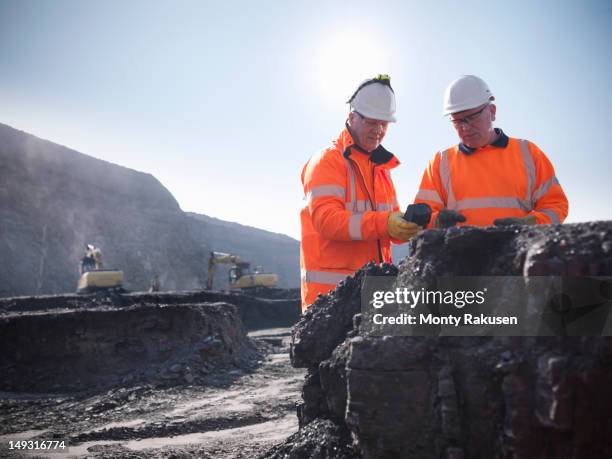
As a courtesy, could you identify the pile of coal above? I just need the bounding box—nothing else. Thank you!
[267,222,612,458]
[260,418,358,459]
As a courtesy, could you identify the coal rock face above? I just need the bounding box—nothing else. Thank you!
[270,222,612,459]
[0,289,301,392]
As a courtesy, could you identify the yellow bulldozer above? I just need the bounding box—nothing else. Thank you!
[206,251,278,290]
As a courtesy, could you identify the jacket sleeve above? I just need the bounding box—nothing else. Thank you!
[302,152,389,241]
[526,142,569,224]
[413,152,446,228]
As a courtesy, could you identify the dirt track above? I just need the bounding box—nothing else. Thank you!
[0,327,304,458]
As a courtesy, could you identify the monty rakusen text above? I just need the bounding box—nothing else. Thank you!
[370,287,519,326]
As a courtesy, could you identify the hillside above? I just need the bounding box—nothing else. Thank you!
[0,123,299,296]
[186,213,299,289]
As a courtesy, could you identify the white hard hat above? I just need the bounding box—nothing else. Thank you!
[348,75,397,122]
[443,75,494,116]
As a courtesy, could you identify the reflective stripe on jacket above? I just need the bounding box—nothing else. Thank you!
[300,128,400,311]
[414,132,568,227]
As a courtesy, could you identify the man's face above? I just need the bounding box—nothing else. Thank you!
[450,103,496,149]
[348,111,389,152]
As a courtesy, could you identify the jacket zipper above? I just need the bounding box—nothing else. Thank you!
[372,165,384,263]
[349,157,384,264]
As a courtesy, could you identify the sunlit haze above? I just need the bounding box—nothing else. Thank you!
[1,0,611,239]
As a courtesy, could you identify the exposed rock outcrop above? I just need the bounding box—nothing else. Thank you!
[0,289,301,392]
[270,222,612,458]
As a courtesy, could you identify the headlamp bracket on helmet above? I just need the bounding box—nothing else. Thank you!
[347,74,394,104]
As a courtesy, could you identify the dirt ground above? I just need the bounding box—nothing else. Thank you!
[0,327,304,458]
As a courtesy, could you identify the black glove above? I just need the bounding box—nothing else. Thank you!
[493,215,536,226]
[435,209,466,229]
[403,203,432,227]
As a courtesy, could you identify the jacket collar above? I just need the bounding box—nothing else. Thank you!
[338,125,399,167]
[459,128,509,155]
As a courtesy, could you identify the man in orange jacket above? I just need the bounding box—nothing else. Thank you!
[414,75,568,228]
[300,75,420,311]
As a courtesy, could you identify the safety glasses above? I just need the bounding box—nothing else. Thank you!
[450,104,489,127]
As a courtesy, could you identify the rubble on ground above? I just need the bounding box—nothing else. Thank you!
[259,418,358,459]
[0,289,304,458]
[0,328,304,458]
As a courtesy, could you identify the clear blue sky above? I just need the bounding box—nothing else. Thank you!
[1,0,610,239]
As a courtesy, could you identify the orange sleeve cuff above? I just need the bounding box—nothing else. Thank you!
[376,211,391,238]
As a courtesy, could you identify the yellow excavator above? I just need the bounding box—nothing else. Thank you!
[77,244,124,293]
[206,251,278,290]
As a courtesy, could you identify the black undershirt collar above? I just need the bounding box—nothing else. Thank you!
[459,128,509,154]
[344,122,394,164]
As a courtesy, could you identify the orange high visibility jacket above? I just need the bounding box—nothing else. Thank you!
[414,129,568,227]
[300,127,400,311]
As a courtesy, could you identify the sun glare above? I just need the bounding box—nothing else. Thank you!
[309,30,394,107]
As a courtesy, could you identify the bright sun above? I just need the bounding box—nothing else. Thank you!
[309,30,394,106]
